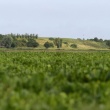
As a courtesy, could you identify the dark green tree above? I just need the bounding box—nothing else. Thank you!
[11,42,17,48]
[27,38,39,47]
[44,42,54,49]
[94,37,99,42]
[49,37,54,41]
[0,34,3,41]
[1,36,13,48]
[35,34,38,39]
[105,40,110,47]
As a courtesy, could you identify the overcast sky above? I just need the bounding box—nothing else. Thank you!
[0,0,110,39]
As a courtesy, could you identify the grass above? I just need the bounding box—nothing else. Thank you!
[0,37,109,50]
[36,37,109,50]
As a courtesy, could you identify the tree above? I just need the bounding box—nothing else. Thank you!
[1,36,13,48]
[11,42,17,48]
[49,37,54,41]
[44,42,54,49]
[35,34,38,39]
[0,34,3,40]
[27,38,39,47]
[54,38,62,48]
[93,37,99,42]
[105,40,110,47]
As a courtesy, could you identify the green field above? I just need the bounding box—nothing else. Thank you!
[0,51,110,110]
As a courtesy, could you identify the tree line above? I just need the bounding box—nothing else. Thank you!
[0,33,38,48]
[0,33,63,49]
[0,34,110,48]
[87,37,110,47]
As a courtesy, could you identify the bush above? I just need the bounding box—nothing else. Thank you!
[27,39,39,47]
[44,42,54,49]
[105,40,110,47]
[49,37,54,41]
[11,42,17,48]
[1,36,13,48]
[70,44,77,48]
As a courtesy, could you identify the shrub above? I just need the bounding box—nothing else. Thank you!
[44,42,54,49]
[11,42,17,48]
[49,37,54,41]
[27,39,39,47]
[105,40,110,47]
[70,44,77,48]
[1,36,13,48]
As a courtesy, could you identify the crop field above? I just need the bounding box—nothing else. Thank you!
[0,51,110,110]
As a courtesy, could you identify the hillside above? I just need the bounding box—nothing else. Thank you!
[36,37,108,50]
[0,34,109,50]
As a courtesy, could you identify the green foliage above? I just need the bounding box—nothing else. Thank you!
[49,37,54,41]
[105,40,110,47]
[44,41,54,48]
[0,51,110,109]
[94,37,99,42]
[0,33,38,40]
[16,39,27,47]
[54,38,62,48]
[88,37,103,42]
[1,36,13,48]
[70,44,77,48]
[27,38,39,47]
[0,34,3,40]
[0,34,38,48]
[11,42,17,48]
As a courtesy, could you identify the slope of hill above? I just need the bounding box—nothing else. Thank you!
[37,37,108,50]
[0,35,109,50]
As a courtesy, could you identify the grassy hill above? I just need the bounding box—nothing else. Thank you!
[0,36,109,51]
[36,37,108,50]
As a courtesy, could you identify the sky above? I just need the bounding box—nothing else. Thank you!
[0,0,110,39]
